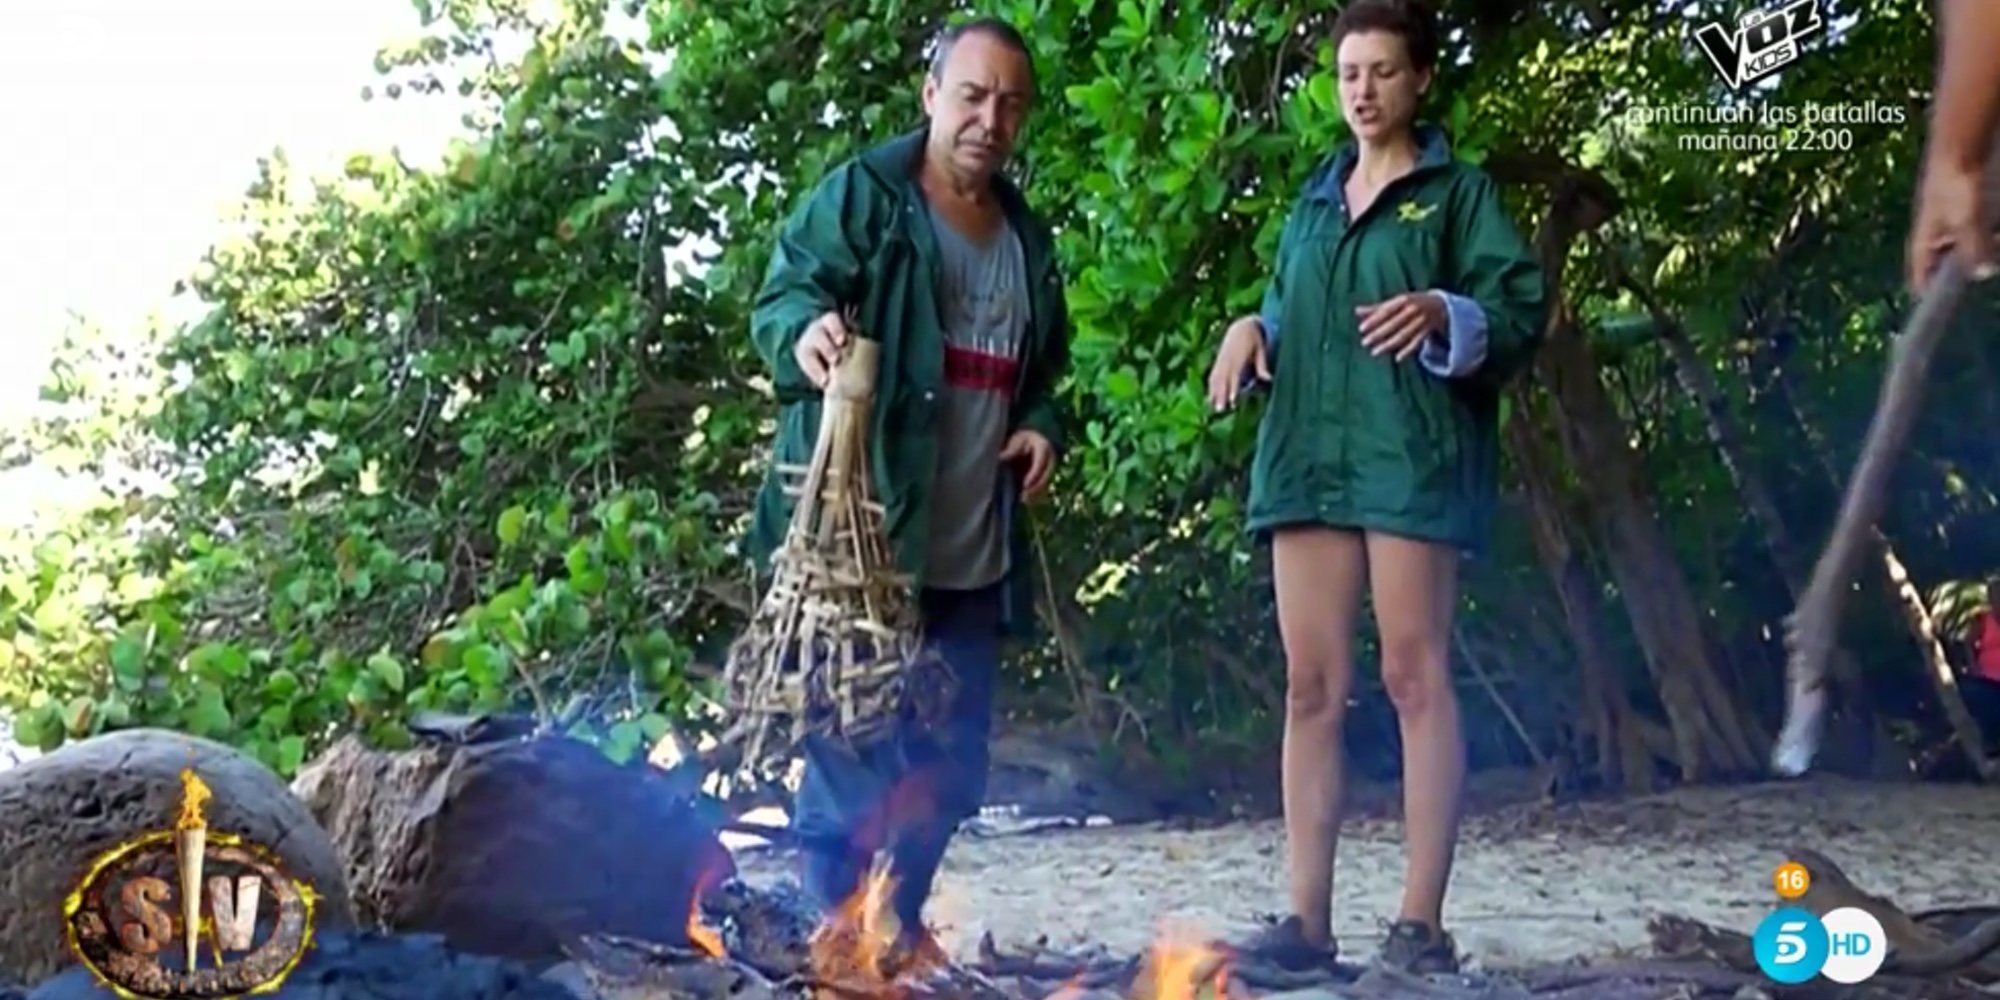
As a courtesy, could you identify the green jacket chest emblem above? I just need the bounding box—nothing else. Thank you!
[1396,200,1439,223]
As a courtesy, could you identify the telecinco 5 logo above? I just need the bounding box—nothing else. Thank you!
[63,768,322,998]
[1754,906,1886,984]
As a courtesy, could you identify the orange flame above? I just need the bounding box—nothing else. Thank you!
[175,768,212,831]
[686,883,725,960]
[1133,922,1231,1000]
[806,856,943,998]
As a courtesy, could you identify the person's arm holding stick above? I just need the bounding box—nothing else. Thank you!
[1907,0,2000,294]
[1779,0,2000,778]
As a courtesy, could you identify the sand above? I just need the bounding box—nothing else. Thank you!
[732,775,2000,973]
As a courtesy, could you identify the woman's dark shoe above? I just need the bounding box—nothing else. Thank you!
[1374,919,1460,975]
[1225,915,1340,972]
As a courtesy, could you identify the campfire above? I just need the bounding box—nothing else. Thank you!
[634,851,1254,1000]
[564,841,2000,1000]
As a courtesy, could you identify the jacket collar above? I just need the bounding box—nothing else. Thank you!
[1304,121,1454,203]
[858,127,1041,238]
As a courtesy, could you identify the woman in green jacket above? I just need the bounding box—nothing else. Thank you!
[1205,0,1548,975]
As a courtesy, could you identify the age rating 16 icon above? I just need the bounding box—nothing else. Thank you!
[1753,905,1887,984]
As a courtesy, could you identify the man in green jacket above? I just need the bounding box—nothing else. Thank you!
[743,16,1070,951]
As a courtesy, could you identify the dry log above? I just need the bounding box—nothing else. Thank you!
[562,933,789,1000]
[290,730,733,965]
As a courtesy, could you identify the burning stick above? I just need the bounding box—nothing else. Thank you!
[1776,138,2000,777]
[175,767,213,972]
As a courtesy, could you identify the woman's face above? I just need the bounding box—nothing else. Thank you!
[1336,30,1430,141]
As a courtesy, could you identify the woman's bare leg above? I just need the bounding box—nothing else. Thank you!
[1363,531,1463,932]
[1271,526,1370,947]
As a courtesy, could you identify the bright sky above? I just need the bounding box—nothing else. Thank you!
[0,0,473,422]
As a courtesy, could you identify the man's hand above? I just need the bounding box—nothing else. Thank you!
[999,428,1056,499]
[794,311,849,388]
[1356,291,1448,361]
[1908,155,1998,296]
[1205,315,1271,411]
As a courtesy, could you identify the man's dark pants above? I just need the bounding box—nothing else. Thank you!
[791,582,1001,930]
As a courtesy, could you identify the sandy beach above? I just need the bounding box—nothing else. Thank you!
[732,775,2000,972]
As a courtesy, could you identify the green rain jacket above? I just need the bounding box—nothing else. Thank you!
[743,129,1072,636]
[1247,123,1548,552]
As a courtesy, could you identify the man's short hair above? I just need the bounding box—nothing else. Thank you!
[1330,0,1442,74]
[928,16,1036,87]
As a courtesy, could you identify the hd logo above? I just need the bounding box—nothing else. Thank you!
[1693,0,1827,90]
[1753,906,1886,984]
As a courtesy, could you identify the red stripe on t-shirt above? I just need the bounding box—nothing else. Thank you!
[944,344,1019,393]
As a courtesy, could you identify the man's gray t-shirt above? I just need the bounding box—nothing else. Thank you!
[924,212,1028,591]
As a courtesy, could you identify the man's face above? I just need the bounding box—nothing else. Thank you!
[922,31,1033,181]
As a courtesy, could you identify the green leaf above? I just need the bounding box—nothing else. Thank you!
[264,669,301,700]
[62,697,95,737]
[498,505,528,546]
[606,720,644,763]
[464,643,505,688]
[1306,72,1335,113]
[110,634,147,691]
[545,499,573,539]
[639,712,671,741]
[276,735,307,775]
[368,651,407,694]
[27,704,66,752]
[186,687,232,737]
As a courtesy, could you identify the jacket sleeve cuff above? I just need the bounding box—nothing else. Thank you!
[1016,400,1066,455]
[1419,290,1489,378]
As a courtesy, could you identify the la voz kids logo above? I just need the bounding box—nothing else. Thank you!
[1693,0,1828,90]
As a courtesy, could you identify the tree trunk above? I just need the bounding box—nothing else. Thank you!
[1538,314,1765,780]
[1499,159,1765,782]
[1608,253,1891,762]
[1507,393,1657,792]
[1767,363,1992,778]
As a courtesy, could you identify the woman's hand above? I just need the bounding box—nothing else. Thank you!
[1356,292,1448,362]
[1206,315,1271,411]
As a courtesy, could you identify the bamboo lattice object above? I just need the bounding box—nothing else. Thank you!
[719,333,954,776]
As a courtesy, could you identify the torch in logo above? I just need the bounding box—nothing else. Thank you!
[175,768,213,972]
[64,761,319,999]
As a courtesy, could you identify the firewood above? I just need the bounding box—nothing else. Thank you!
[702,328,954,780]
[561,932,789,1000]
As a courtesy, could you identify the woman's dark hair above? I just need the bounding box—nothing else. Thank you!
[1330,0,1441,73]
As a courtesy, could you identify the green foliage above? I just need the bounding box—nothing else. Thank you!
[2,0,1989,785]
